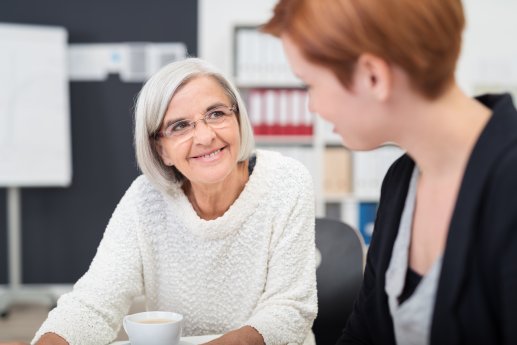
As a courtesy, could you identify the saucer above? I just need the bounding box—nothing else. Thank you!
[116,340,198,345]
[112,334,220,345]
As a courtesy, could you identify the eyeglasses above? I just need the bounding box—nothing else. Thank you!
[152,104,237,140]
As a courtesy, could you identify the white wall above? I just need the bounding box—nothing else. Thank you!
[457,0,517,93]
[200,0,517,95]
[198,0,278,77]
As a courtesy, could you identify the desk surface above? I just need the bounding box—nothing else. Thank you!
[111,334,219,345]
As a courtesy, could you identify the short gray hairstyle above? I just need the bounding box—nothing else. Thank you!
[134,57,255,193]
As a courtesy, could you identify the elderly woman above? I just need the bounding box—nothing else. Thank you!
[264,0,517,344]
[29,58,317,345]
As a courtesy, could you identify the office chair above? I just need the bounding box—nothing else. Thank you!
[313,218,365,345]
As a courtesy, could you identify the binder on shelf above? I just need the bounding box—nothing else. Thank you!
[233,26,300,85]
[358,202,377,245]
[264,89,277,135]
[245,88,314,138]
[324,147,352,195]
[278,89,289,135]
[248,89,265,135]
[301,91,313,136]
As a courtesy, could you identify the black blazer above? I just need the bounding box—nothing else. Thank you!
[338,94,517,345]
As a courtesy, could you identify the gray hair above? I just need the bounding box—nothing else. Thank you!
[134,57,255,192]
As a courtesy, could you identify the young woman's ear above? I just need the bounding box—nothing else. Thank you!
[355,53,392,101]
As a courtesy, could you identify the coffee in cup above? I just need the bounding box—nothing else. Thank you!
[123,311,183,345]
[137,318,175,324]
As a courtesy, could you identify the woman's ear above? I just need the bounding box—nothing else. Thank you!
[355,53,392,101]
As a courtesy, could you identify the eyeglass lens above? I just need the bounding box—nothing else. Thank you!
[163,105,234,138]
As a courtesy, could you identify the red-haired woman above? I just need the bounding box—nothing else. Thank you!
[264,0,517,344]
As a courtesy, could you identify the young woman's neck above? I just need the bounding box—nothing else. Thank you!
[395,84,491,178]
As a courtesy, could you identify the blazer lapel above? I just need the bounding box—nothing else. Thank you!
[374,155,414,342]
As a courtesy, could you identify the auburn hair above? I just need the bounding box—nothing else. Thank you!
[263,0,465,99]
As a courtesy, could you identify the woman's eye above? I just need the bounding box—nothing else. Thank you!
[207,111,225,120]
[171,121,191,132]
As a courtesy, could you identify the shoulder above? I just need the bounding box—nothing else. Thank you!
[115,175,173,216]
[492,142,517,176]
[124,175,161,199]
[487,143,517,200]
[479,143,517,262]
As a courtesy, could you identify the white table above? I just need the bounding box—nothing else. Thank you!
[111,334,220,345]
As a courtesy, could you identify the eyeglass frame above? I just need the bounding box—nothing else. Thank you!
[151,103,238,140]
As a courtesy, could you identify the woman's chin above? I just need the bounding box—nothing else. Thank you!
[189,168,234,187]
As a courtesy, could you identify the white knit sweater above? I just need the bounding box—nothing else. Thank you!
[32,150,317,345]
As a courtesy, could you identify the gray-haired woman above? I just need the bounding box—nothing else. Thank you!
[29,58,317,345]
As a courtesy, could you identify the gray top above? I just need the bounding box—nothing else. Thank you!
[385,167,443,345]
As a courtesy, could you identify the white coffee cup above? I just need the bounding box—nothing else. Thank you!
[123,311,183,345]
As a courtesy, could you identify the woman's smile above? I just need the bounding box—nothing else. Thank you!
[190,146,227,163]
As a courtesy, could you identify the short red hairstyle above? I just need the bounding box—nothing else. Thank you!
[263,0,465,99]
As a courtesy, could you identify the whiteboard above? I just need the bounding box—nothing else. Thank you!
[0,23,72,187]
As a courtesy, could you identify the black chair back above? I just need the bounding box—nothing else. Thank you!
[313,217,364,345]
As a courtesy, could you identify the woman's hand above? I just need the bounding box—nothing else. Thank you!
[34,333,68,345]
[0,332,67,345]
[202,326,265,345]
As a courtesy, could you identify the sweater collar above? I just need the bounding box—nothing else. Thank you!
[163,150,268,240]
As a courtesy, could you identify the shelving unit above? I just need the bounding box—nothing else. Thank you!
[232,26,321,216]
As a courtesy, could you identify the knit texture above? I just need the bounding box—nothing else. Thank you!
[32,149,317,345]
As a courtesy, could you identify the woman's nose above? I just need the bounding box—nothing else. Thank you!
[192,120,216,144]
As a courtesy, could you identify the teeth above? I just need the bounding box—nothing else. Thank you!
[201,148,221,158]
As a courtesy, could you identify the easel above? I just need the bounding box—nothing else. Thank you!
[0,187,56,317]
[0,23,70,318]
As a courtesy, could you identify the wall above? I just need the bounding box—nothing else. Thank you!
[198,0,277,77]
[457,0,517,93]
[200,0,517,94]
[2,0,516,285]
[0,0,197,284]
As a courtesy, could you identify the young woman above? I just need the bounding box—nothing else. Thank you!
[264,0,517,344]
